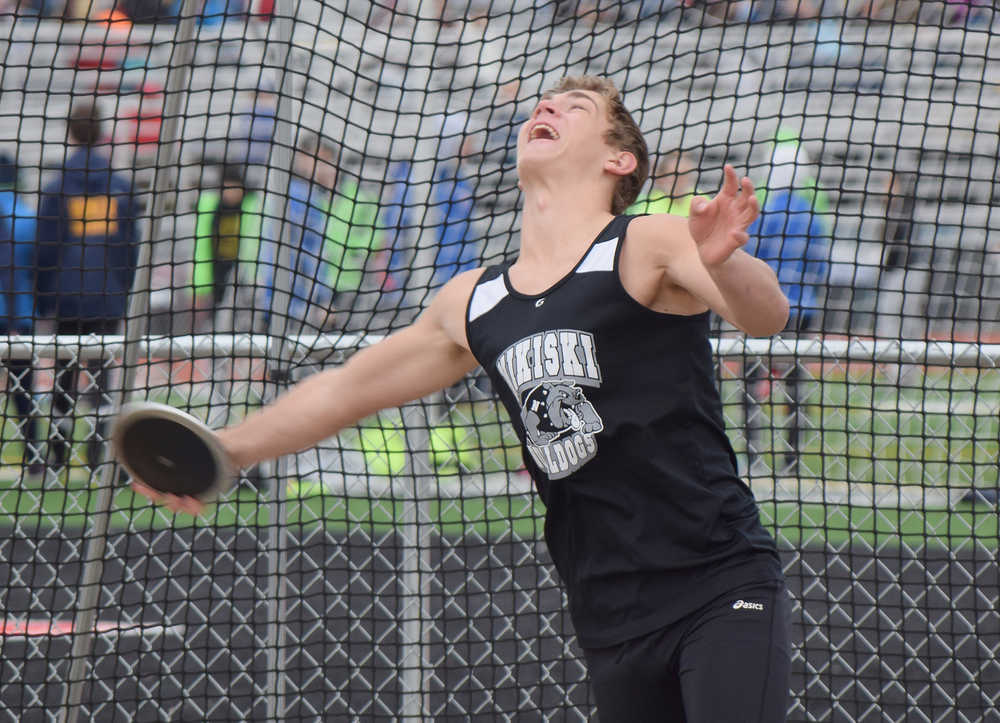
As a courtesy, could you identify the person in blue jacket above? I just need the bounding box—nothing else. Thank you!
[430,112,480,288]
[743,156,829,473]
[36,101,139,472]
[0,152,42,477]
[259,133,384,335]
[262,132,339,333]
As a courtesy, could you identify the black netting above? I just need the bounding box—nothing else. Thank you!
[1,1,998,720]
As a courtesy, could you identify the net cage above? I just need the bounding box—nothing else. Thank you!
[1,0,999,720]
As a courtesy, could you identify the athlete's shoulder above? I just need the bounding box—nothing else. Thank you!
[435,266,490,306]
[624,212,693,264]
[627,211,689,237]
[423,267,490,347]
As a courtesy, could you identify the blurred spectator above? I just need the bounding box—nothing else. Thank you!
[874,170,926,339]
[87,6,133,29]
[879,170,915,279]
[682,0,747,22]
[262,133,384,333]
[322,159,384,326]
[685,0,821,22]
[36,100,139,474]
[370,0,398,29]
[0,151,42,478]
[808,13,862,69]
[250,0,273,22]
[762,0,823,20]
[486,80,529,169]
[116,83,165,165]
[743,146,830,474]
[765,126,831,216]
[11,0,54,17]
[627,149,698,217]
[552,0,628,23]
[281,133,338,330]
[430,112,480,287]
[379,114,479,295]
[116,0,184,23]
[228,83,278,185]
[748,145,830,328]
[849,0,920,22]
[943,0,991,26]
[201,0,245,24]
[430,165,478,287]
[377,160,424,300]
[632,0,684,20]
[192,164,264,332]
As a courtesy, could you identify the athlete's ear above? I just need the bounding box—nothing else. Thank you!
[604,150,637,177]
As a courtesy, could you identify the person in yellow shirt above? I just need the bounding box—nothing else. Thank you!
[626,149,697,217]
[192,165,263,332]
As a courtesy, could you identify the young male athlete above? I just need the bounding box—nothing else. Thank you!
[137,75,793,722]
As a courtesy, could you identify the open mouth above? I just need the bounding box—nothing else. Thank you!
[528,123,559,142]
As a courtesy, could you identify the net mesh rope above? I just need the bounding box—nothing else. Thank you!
[1,1,999,720]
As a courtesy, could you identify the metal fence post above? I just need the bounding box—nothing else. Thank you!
[59,2,202,722]
[257,1,304,718]
[398,400,438,720]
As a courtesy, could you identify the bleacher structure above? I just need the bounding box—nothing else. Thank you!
[1,1,999,720]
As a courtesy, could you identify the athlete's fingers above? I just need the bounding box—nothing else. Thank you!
[174,495,205,516]
[721,164,739,196]
[160,491,202,516]
[742,194,759,221]
[131,481,163,503]
[133,480,203,516]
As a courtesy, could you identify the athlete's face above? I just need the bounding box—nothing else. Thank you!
[516,89,611,171]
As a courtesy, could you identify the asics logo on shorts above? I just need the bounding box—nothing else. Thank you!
[732,599,764,611]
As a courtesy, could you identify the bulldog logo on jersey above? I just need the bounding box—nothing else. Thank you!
[522,382,603,445]
[495,329,604,479]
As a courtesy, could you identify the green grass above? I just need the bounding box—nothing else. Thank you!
[0,482,546,540]
[719,364,1000,489]
[759,500,999,551]
[1,481,996,552]
[0,365,996,550]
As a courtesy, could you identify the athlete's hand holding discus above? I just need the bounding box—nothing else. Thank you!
[127,423,248,516]
[113,401,240,516]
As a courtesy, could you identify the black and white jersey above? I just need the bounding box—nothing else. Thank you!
[465,214,782,648]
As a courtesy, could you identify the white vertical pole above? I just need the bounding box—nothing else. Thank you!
[59,2,202,722]
[259,1,301,719]
[399,402,436,720]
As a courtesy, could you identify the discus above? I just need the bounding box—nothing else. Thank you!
[111,401,234,502]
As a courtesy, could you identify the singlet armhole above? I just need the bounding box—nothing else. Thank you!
[616,214,713,321]
[464,263,512,349]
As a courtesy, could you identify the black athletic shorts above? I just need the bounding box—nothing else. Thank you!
[583,581,791,723]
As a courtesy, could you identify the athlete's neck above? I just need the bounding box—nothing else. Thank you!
[518,183,614,264]
[508,189,614,294]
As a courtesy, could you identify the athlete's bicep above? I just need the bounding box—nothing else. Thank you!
[628,215,737,319]
[335,270,484,417]
[339,323,476,414]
